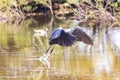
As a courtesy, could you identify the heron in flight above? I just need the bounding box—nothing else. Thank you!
[40,19,93,61]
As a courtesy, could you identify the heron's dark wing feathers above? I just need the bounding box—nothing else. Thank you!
[59,31,77,46]
[49,29,77,46]
[72,27,93,45]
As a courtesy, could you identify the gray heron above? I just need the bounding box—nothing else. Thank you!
[40,19,93,61]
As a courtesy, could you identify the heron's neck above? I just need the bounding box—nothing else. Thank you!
[72,21,79,27]
[70,26,77,33]
[69,21,79,33]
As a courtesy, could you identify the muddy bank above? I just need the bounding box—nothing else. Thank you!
[0,1,120,22]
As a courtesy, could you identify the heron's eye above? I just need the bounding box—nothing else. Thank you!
[76,19,80,21]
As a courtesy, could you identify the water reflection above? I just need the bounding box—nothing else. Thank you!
[92,31,114,75]
[107,28,120,49]
[0,17,120,80]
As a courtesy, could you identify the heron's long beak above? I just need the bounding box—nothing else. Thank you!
[79,18,88,23]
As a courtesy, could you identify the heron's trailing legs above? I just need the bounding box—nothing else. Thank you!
[39,45,55,61]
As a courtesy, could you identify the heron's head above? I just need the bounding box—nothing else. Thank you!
[73,18,87,26]
[74,18,81,23]
[73,19,81,26]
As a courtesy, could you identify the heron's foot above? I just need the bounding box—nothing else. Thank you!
[39,53,50,62]
[39,54,51,68]
[39,55,47,61]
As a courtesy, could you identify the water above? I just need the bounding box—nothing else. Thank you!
[0,16,120,80]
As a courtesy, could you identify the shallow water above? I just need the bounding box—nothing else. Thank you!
[0,16,120,80]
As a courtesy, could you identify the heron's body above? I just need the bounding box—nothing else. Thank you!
[49,26,93,46]
[49,27,77,46]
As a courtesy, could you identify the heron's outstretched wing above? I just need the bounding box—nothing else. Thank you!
[49,29,77,46]
[72,27,93,45]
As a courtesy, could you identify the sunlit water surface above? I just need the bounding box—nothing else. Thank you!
[0,16,120,80]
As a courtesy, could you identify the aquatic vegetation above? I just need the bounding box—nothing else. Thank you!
[74,2,119,24]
